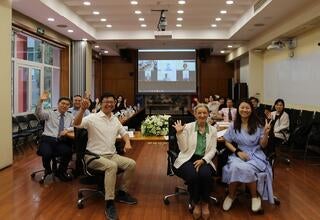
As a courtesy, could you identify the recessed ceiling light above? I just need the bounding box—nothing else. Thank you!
[141,24,147,27]
[220,10,227,14]
[226,1,234,5]
[176,24,182,27]
[228,45,233,48]
[177,10,184,14]
[215,17,222,21]
[135,10,141,14]
[93,11,100,15]
[104,50,109,54]
[83,1,91,6]
[220,50,225,53]
[106,24,112,28]
[130,1,138,5]
[139,17,145,21]
[100,18,107,22]
[94,45,100,48]
[178,0,186,4]
[82,38,88,41]
[48,18,55,22]
[67,29,74,33]
[211,24,217,27]
[177,17,183,21]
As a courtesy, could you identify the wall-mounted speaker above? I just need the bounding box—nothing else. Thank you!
[198,48,211,62]
[119,49,132,62]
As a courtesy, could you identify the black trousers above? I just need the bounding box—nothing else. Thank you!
[174,155,215,204]
[37,135,73,173]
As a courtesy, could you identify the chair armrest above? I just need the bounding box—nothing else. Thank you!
[85,150,100,166]
[167,150,178,176]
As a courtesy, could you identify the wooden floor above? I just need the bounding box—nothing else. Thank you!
[1,143,320,220]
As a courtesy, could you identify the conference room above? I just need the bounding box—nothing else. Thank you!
[1,0,320,219]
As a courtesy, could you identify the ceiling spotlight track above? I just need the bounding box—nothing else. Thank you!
[152,9,168,31]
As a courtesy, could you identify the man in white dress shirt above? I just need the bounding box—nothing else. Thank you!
[219,98,237,122]
[74,92,137,220]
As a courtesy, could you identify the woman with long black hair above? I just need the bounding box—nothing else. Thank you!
[222,99,274,212]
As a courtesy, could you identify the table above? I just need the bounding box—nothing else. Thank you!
[123,131,167,142]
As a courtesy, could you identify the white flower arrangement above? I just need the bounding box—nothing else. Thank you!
[141,114,170,136]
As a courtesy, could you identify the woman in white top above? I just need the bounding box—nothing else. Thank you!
[173,103,217,220]
[270,99,290,143]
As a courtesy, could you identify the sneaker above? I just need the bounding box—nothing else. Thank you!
[116,190,138,205]
[105,204,118,220]
[222,195,234,211]
[251,197,262,212]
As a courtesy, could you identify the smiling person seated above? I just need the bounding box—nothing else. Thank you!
[222,99,274,212]
[73,92,137,220]
[35,92,74,182]
[172,103,217,220]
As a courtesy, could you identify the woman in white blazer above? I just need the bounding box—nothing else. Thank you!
[271,99,290,143]
[173,103,217,220]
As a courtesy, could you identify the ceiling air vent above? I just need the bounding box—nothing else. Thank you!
[254,0,268,13]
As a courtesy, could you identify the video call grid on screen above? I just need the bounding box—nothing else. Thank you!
[138,49,197,93]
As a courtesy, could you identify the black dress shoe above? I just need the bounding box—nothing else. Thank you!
[105,204,118,220]
[115,190,137,205]
[56,171,73,182]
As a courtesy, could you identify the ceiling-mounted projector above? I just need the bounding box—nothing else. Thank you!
[266,40,286,50]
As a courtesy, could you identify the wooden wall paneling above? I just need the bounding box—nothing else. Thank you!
[60,46,69,97]
[199,56,233,100]
[101,50,137,105]
[93,58,102,99]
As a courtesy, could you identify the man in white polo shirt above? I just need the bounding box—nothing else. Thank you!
[73,92,137,220]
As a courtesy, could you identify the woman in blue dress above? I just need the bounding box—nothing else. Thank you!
[222,100,274,212]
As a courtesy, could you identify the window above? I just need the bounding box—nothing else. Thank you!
[12,31,61,114]
[16,33,42,63]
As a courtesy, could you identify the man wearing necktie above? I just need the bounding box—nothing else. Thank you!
[228,107,232,122]
[218,98,237,122]
[35,92,74,182]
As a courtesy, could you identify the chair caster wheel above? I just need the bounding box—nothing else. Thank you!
[39,179,44,184]
[163,198,170,205]
[31,173,36,179]
[77,200,84,209]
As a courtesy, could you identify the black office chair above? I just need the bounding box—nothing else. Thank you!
[74,128,104,208]
[26,113,43,144]
[12,116,33,151]
[314,112,320,121]
[163,115,218,210]
[304,115,320,161]
[12,116,31,153]
[290,110,314,154]
[74,127,124,209]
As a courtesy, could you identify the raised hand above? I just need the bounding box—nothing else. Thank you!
[172,120,185,133]
[40,91,49,102]
[264,118,272,135]
[80,98,90,110]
